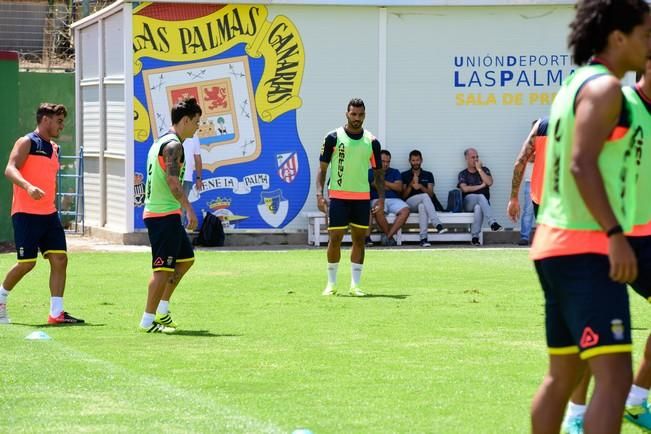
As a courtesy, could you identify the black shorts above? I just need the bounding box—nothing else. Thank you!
[328,198,370,230]
[144,214,194,271]
[628,235,651,300]
[12,212,67,261]
[534,254,632,359]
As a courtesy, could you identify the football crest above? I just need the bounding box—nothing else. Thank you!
[257,189,288,228]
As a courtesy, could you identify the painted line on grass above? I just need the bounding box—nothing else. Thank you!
[11,327,285,433]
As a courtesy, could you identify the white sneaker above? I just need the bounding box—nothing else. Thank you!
[0,303,10,324]
[349,287,366,297]
[322,285,336,296]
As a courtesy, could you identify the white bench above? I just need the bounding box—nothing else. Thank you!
[304,211,481,246]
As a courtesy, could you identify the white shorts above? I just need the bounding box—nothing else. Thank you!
[371,198,409,215]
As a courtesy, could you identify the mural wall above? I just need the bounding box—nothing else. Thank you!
[132,3,309,229]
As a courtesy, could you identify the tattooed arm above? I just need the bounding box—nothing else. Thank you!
[316,161,329,213]
[506,121,538,222]
[373,168,385,200]
[163,141,197,230]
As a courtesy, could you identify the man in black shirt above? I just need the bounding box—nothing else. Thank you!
[401,150,447,247]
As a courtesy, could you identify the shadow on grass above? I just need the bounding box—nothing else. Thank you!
[339,294,410,300]
[12,322,106,327]
[169,330,241,338]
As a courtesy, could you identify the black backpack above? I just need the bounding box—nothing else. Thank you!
[194,213,225,247]
[446,189,463,213]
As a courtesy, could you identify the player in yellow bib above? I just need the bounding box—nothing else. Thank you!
[316,98,383,296]
[562,60,651,434]
[529,1,651,433]
[139,97,201,333]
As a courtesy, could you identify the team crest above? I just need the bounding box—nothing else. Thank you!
[277,152,299,183]
[257,189,288,228]
[611,319,625,341]
[142,57,261,172]
[134,172,145,207]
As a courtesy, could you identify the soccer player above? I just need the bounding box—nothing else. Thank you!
[561,59,651,434]
[140,97,201,333]
[506,117,548,243]
[316,98,383,296]
[529,1,651,433]
[0,103,83,324]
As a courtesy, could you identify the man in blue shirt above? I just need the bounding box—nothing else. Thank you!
[367,150,410,246]
[401,149,448,247]
[458,147,503,246]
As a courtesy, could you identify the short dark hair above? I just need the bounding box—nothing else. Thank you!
[409,150,422,159]
[171,97,202,124]
[36,103,67,124]
[380,149,391,158]
[347,98,365,112]
[464,148,477,157]
[569,0,649,65]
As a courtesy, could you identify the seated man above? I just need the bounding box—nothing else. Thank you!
[457,148,503,246]
[401,149,448,247]
[366,150,410,246]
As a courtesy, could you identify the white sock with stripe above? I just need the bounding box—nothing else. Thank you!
[351,263,363,288]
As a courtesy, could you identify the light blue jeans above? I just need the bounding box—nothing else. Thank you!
[463,193,496,238]
[520,180,535,241]
[182,181,193,226]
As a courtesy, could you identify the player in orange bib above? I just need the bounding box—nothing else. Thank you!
[506,117,548,245]
[0,103,83,325]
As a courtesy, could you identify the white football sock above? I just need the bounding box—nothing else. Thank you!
[157,300,169,315]
[351,263,363,288]
[140,312,155,328]
[627,384,650,407]
[566,401,586,419]
[327,263,338,286]
[0,286,9,304]
[50,297,63,317]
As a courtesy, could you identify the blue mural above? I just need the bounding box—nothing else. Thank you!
[132,3,309,229]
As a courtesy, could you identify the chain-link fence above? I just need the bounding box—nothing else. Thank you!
[0,0,114,71]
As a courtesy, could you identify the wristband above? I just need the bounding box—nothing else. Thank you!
[606,224,623,237]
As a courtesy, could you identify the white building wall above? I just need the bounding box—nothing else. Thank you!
[77,4,130,232]
[103,7,129,231]
[79,19,102,227]
[384,5,574,228]
[106,158,127,231]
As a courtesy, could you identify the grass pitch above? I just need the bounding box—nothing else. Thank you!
[1,248,649,433]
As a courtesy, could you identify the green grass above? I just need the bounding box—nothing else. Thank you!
[1,248,650,433]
